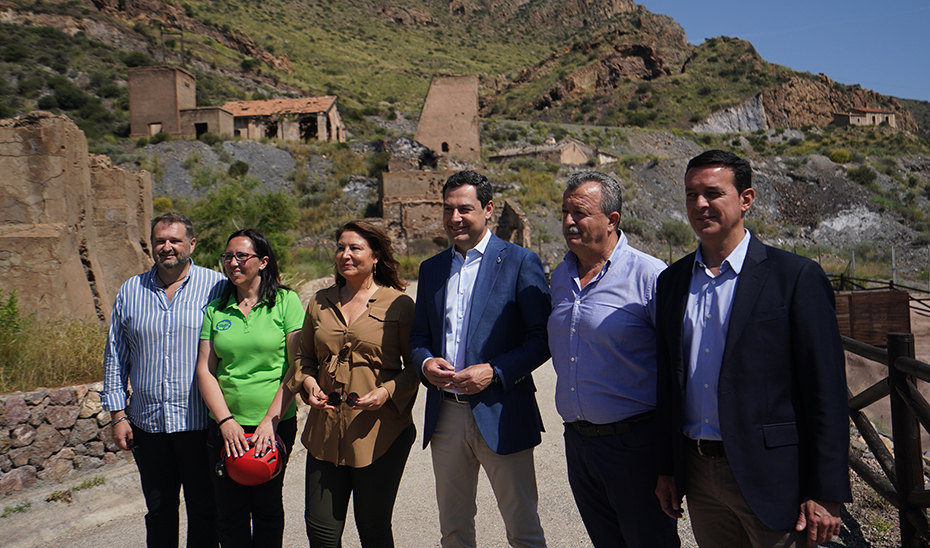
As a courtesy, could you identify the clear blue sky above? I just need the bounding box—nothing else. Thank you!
[640,1,930,102]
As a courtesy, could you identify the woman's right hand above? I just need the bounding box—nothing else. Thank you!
[302,376,335,410]
[219,418,250,458]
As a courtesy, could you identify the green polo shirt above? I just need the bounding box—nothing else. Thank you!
[201,288,304,425]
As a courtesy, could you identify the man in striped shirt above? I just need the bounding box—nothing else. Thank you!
[102,212,226,548]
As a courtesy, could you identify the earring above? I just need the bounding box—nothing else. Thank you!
[373,262,378,276]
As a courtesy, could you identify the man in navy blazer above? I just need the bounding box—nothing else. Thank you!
[654,150,851,548]
[411,170,551,548]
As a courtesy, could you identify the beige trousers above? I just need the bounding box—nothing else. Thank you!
[430,398,546,548]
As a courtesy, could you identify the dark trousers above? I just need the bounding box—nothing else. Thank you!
[304,423,416,548]
[684,444,807,548]
[130,425,218,548]
[564,420,680,548]
[207,417,297,548]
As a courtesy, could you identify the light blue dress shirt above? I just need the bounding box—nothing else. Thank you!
[549,233,666,424]
[441,230,492,394]
[682,230,752,440]
[101,262,226,433]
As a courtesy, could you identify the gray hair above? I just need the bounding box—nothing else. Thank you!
[565,171,622,233]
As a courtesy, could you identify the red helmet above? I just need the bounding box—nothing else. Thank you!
[224,433,287,486]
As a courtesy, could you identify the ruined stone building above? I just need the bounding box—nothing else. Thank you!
[375,137,528,253]
[0,112,153,323]
[222,96,345,142]
[490,137,618,166]
[128,66,233,139]
[833,107,897,128]
[128,66,344,142]
[414,75,480,162]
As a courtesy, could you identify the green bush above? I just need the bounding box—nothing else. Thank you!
[228,161,250,178]
[619,216,649,237]
[149,132,171,145]
[847,166,877,187]
[508,157,545,172]
[199,132,223,146]
[97,84,123,99]
[659,220,694,247]
[829,148,851,163]
[183,174,299,267]
[240,58,260,72]
[37,95,58,110]
[122,51,154,67]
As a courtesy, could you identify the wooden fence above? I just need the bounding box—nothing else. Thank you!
[846,332,930,547]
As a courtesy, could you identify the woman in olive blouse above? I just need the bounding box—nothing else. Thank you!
[288,220,417,548]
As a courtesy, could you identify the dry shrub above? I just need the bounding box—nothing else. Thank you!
[0,291,106,393]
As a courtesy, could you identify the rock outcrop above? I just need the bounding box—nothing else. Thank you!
[693,94,768,133]
[0,112,152,323]
[693,75,918,134]
[762,75,917,132]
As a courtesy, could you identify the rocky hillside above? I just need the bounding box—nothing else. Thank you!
[484,34,917,134]
[131,122,930,284]
[1,0,920,142]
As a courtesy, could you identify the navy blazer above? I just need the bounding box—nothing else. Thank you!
[655,235,851,531]
[410,233,551,455]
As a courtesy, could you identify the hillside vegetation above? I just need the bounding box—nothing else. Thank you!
[0,0,919,145]
[0,0,928,277]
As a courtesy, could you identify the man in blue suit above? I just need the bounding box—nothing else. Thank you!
[411,170,551,548]
[654,150,851,547]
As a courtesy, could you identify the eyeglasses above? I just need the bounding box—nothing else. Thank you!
[326,389,359,407]
[221,252,259,264]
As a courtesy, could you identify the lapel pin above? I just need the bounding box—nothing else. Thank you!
[497,257,501,264]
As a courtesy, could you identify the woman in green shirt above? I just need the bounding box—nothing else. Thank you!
[197,228,303,548]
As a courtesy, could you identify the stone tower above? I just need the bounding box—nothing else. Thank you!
[414,75,480,162]
[128,66,196,138]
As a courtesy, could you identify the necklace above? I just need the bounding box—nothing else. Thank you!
[156,271,179,289]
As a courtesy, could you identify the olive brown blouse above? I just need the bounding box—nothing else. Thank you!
[287,284,418,467]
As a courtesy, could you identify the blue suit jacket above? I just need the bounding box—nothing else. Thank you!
[410,233,551,455]
[655,235,851,531]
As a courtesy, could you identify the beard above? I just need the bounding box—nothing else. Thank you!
[156,249,191,270]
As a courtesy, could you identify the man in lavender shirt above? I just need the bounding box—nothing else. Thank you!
[548,171,679,548]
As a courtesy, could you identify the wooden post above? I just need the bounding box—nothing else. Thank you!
[892,246,897,288]
[888,332,923,547]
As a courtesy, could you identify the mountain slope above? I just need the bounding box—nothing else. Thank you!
[0,0,921,144]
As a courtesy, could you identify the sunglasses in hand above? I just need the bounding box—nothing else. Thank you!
[326,389,360,407]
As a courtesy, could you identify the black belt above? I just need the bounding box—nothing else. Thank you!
[566,411,654,438]
[688,438,726,458]
[441,391,470,403]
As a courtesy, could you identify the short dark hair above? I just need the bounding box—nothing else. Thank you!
[686,150,752,193]
[565,171,623,234]
[151,212,194,241]
[334,221,406,291]
[442,170,493,207]
[220,228,290,308]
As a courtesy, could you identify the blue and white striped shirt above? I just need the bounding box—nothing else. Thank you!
[101,262,226,433]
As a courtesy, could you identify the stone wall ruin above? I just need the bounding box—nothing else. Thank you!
[0,112,153,324]
[377,136,530,253]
